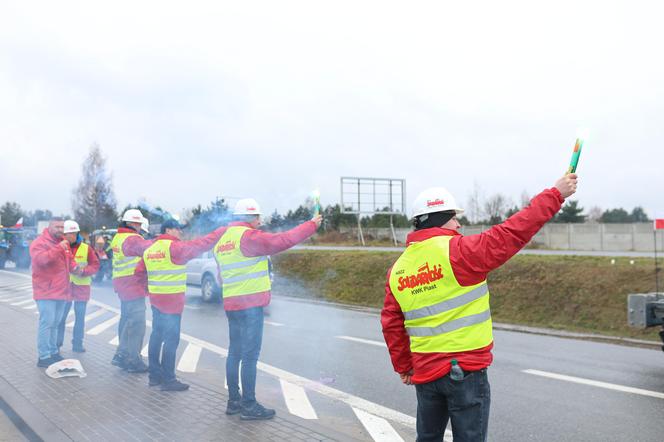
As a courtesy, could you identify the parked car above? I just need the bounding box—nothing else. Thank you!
[186,251,222,302]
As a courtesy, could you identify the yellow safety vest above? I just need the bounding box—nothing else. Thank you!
[143,239,187,295]
[213,226,271,299]
[70,242,92,286]
[110,232,141,279]
[388,235,493,353]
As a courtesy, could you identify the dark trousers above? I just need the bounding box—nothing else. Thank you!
[225,306,264,408]
[117,298,146,363]
[148,306,181,383]
[415,369,491,442]
[56,301,87,348]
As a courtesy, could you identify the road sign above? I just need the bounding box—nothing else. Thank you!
[340,177,406,215]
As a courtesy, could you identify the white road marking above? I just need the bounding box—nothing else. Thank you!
[68,308,106,328]
[141,344,149,357]
[353,407,404,442]
[337,336,387,348]
[177,343,202,373]
[264,320,284,327]
[23,303,37,310]
[109,336,120,346]
[279,379,318,420]
[87,297,418,429]
[523,369,664,400]
[11,299,33,306]
[0,295,29,303]
[87,315,120,335]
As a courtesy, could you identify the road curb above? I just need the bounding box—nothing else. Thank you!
[0,374,71,441]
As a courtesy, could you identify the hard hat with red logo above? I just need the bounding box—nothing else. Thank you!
[121,209,148,225]
[63,220,81,234]
[411,187,464,218]
[233,198,262,216]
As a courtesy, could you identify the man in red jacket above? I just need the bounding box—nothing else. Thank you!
[29,217,81,367]
[382,173,578,442]
[133,219,228,391]
[215,198,321,420]
[110,209,153,372]
[56,220,100,353]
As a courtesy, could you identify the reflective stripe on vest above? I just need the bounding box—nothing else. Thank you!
[143,240,187,295]
[213,226,271,299]
[70,242,92,286]
[388,235,493,353]
[110,233,141,279]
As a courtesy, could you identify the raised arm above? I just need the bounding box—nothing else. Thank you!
[240,218,320,257]
[170,227,227,265]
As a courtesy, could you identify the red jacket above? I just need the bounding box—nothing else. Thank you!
[69,241,101,302]
[111,227,153,301]
[134,227,227,314]
[222,221,318,311]
[381,187,564,384]
[29,229,77,301]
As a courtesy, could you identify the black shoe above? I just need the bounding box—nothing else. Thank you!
[125,359,149,373]
[72,345,86,353]
[226,400,242,415]
[148,377,162,387]
[50,353,64,362]
[37,357,53,368]
[160,380,190,392]
[241,403,276,421]
[111,353,126,367]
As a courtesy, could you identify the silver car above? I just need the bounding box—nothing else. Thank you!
[186,252,274,304]
[185,251,222,302]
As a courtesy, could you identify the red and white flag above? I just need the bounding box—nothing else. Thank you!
[654,219,664,230]
[13,217,23,228]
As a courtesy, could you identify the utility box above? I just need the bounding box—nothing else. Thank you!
[628,293,664,328]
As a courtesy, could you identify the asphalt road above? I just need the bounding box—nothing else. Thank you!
[2,269,663,441]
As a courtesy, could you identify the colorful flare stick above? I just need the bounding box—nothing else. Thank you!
[312,190,321,217]
[567,138,584,174]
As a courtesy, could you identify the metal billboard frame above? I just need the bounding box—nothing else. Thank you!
[340,177,407,245]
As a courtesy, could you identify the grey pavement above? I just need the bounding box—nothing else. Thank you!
[0,273,348,442]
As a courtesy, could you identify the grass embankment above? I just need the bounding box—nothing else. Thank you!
[272,251,661,341]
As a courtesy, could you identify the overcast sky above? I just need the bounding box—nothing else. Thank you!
[1,1,663,220]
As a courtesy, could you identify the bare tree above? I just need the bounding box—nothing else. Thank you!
[520,190,531,208]
[71,143,118,232]
[586,206,603,223]
[466,181,483,224]
[483,193,511,225]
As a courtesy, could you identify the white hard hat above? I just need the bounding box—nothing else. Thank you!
[233,198,262,216]
[411,187,465,218]
[122,209,147,224]
[63,220,80,234]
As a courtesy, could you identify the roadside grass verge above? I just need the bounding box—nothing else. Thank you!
[272,251,662,341]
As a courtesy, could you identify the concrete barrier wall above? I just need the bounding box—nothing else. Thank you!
[339,223,664,252]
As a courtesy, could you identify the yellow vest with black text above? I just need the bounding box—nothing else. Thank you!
[110,233,141,279]
[388,235,492,353]
[143,240,187,295]
[70,242,92,286]
[213,226,271,299]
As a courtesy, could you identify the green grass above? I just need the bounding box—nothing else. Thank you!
[273,251,662,341]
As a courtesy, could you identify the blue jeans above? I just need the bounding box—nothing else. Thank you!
[415,368,491,442]
[56,301,87,348]
[148,306,181,383]
[117,298,146,363]
[226,306,264,407]
[36,300,66,360]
